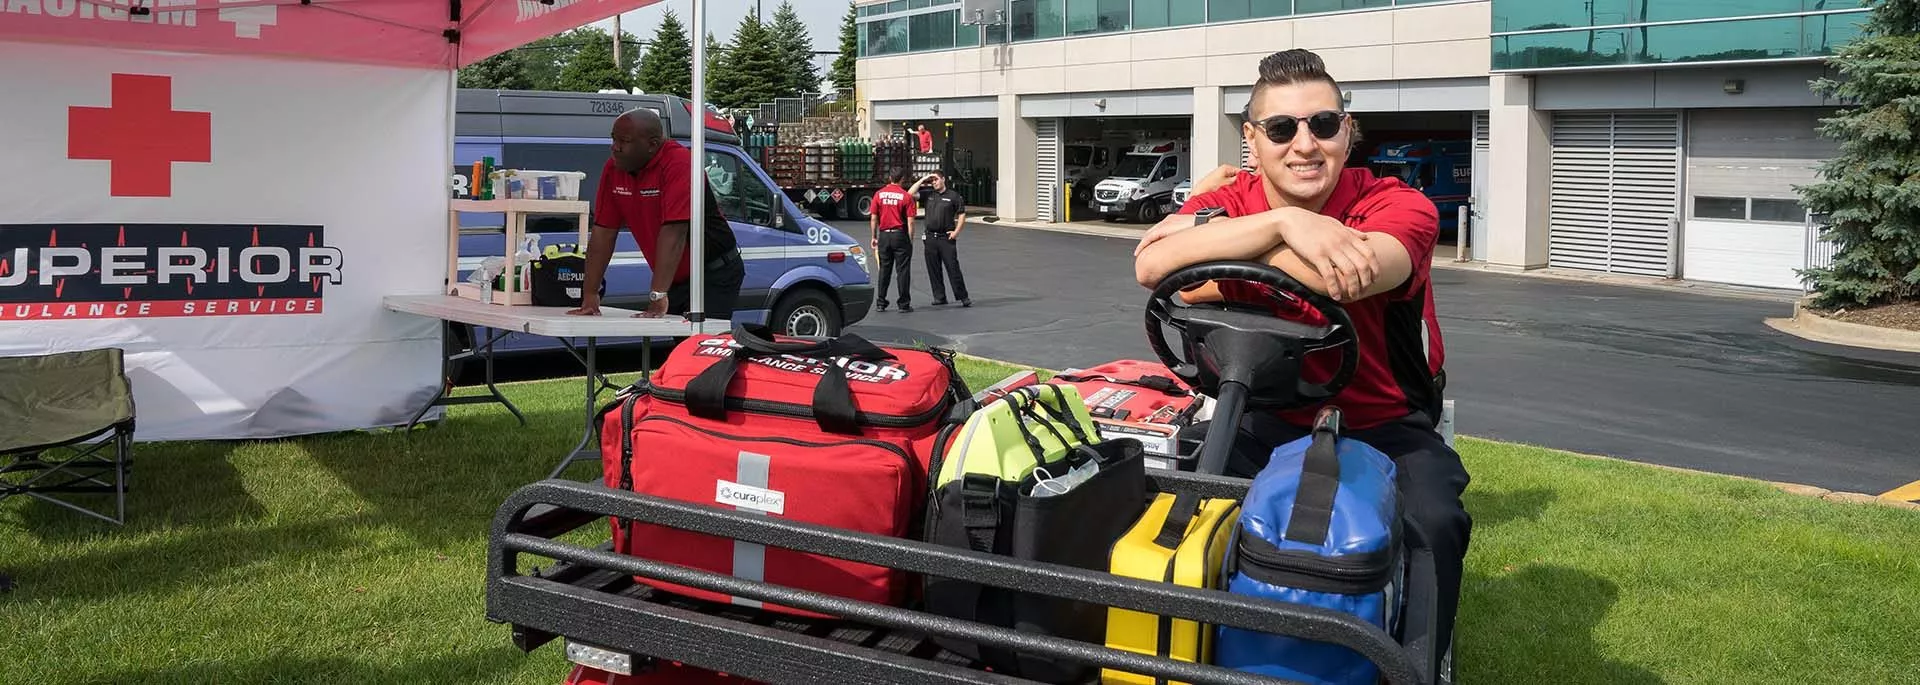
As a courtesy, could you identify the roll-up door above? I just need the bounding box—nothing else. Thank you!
[1548,111,1682,276]
[1681,108,1835,290]
[1036,118,1061,222]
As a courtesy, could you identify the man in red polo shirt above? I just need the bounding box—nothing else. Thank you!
[1133,48,1470,662]
[569,107,743,320]
[870,167,917,313]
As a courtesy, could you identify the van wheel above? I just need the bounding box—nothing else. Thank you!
[853,194,874,221]
[771,289,841,338]
[1135,201,1163,225]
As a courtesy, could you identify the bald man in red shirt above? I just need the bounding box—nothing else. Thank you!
[1134,48,1470,660]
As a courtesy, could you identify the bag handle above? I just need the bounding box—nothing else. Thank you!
[1154,406,1344,550]
[1053,371,1186,396]
[683,322,894,434]
[1281,406,1344,546]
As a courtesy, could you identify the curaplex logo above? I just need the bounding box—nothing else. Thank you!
[715,480,787,516]
[0,223,342,321]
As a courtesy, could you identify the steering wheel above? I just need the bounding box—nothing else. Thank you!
[1143,261,1359,411]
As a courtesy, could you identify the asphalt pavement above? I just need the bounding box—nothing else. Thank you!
[838,219,1920,496]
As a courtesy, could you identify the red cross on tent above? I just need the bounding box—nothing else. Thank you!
[68,74,212,198]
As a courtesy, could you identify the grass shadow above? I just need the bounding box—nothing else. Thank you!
[295,403,592,548]
[1462,486,1556,529]
[1459,564,1664,684]
[1,516,368,606]
[76,647,537,685]
[6,439,268,545]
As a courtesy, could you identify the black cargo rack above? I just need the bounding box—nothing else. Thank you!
[486,474,1441,685]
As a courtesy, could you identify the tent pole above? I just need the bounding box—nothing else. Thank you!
[687,0,708,328]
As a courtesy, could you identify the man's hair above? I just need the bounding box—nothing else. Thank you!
[890,167,909,184]
[1245,49,1344,120]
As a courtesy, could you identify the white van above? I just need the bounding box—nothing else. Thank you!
[1091,139,1189,223]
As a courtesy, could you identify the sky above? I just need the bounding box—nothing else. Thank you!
[589,0,853,77]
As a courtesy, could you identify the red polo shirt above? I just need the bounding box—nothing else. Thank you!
[873,183,915,231]
[1176,168,1446,431]
[593,140,727,285]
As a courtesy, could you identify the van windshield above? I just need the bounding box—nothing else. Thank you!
[1113,154,1159,179]
[1066,146,1092,168]
[1369,161,1417,184]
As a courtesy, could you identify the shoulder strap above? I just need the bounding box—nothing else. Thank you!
[1053,372,1186,396]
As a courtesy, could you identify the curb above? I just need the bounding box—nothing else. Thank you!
[1431,261,1802,303]
[1763,299,1920,354]
[978,218,1147,241]
[1471,436,1920,513]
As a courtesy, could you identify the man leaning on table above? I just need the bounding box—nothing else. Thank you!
[568,107,744,320]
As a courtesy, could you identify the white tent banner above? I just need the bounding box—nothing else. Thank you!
[0,39,447,440]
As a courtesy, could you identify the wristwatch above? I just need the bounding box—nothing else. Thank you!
[648,290,668,302]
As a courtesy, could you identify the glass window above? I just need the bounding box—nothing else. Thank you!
[1011,0,1065,40]
[1066,0,1130,35]
[1751,198,1807,223]
[1132,0,1203,30]
[1295,0,1389,15]
[1694,196,1747,220]
[910,11,958,51]
[1494,0,1869,33]
[1207,0,1292,23]
[864,17,909,55]
[706,151,783,230]
[958,21,981,47]
[1493,28,1630,69]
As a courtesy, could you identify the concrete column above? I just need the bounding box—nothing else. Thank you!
[1485,74,1552,270]
[1191,86,1240,177]
[997,94,1037,221]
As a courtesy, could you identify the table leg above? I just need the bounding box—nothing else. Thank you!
[406,325,526,432]
[550,336,625,479]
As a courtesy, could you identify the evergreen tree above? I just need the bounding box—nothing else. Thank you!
[1798,0,1920,308]
[718,15,784,110]
[557,27,636,93]
[769,1,822,98]
[458,51,535,90]
[829,1,859,93]
[702,32,733,105]
[637,9,693,98]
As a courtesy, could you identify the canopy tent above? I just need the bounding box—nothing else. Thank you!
[0,0,724,439]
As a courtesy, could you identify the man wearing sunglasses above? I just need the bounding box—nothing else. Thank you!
[1133,48,1470,667]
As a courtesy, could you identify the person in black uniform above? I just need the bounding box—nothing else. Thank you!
[920,172,972,307]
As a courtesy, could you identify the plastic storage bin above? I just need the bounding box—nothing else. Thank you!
[490,170,587,201]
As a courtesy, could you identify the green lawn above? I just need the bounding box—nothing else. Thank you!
[2,358,1917,684]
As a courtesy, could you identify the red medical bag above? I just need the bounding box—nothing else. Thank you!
[1053,360,1208,469]
[564,663,758,685]
[598,325,967,618]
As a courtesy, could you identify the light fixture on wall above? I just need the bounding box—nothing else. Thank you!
[1723,79,1746,95]
[930,104,940,116]
[1342,90,1353,107]
[1094,98,1107,111]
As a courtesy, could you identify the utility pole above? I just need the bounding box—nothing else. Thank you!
[612,13,622,72]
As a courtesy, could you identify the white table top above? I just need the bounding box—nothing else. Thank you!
[384,294,731,337]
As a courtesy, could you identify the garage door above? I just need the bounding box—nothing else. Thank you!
[1035,118,1061,222]
[1681,108,1835,290]
[1548,111,1682,277]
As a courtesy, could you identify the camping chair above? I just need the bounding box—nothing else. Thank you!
[0,348,136,527]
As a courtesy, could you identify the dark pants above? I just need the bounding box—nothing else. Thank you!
[923,234,970,303]
[1191,410,1472,655]
[875,229,913,308]
[666,248,746,321]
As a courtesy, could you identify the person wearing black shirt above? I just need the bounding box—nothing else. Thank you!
[920,173,972,307]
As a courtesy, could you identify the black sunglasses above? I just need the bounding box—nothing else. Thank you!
[1246,110,1348,143]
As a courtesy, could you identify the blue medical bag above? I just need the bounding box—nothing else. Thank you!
[1214,408,1405,685]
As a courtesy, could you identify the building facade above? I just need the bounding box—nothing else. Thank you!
[852,0,1870,290]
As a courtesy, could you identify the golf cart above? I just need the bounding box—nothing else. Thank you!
[483,261,1447,684]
